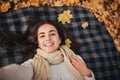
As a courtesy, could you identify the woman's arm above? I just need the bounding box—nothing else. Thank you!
[0,60,33,80]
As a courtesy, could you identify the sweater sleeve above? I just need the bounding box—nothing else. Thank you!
[84,70,95,80]
[0,59,33,80]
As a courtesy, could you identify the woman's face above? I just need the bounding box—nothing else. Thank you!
[37,24,61,53]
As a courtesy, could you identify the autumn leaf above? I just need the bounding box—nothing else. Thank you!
[0,2,11,12]
[81,22,89,29]
[68,0,75,5]
[65,38,72,48]
[58,10,73,24]
[54,1,63,6]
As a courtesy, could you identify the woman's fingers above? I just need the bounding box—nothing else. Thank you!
[70,55,92,77]
[71,55,86,66]
[71,56,86,72]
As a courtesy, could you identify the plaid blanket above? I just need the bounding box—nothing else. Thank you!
[0,6,120,80]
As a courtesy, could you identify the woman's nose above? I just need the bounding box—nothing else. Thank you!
[45,35,50,41]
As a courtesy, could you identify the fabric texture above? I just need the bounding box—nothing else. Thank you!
[0,6,120,80]
[33,45,84,80]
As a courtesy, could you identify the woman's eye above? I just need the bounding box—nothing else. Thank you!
[40,35,45,38]
[50,33,56,36]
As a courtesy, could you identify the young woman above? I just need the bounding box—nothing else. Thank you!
[0,20,95,80]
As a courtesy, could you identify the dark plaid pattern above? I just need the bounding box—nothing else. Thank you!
[0,6,120,80]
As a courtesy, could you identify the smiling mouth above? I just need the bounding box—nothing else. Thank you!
[45,43,54,47]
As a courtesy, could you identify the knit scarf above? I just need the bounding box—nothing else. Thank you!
[32,45,84,80]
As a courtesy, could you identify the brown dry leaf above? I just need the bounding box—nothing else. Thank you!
[82,22,89,29]
[114,39,119,45]
[118,0,120,4]
[114,38,120,52]
[114,29,118,34]
[14,2,30,10]
[29,0,40,7]
[58,10,73,24]
[0,2,11,12]
[40,0,48,5]
[117,47,120,52]
[12,0,19,4]
[111,2,118,10]
[90,0,104,10]
[61,0,80,6]
[67,0,75,5]
[54,1,63,6]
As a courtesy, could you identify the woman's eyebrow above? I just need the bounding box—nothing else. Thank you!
[38,30,56,35]
[49,30,56,33]
[39,32,45,35]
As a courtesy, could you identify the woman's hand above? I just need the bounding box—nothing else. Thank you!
[70,55,92,77]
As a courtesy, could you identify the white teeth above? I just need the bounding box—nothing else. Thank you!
[45,43,53,46]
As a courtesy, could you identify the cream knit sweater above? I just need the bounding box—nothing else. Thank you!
[0,56,95,80]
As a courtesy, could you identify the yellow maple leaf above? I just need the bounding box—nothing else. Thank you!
[65,38,72,48]
[58,10,73,24]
